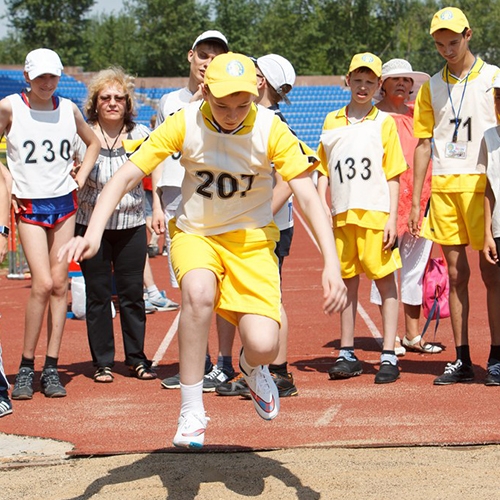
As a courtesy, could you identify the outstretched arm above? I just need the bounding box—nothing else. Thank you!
[288,172,347,314]
[58,161,145,263]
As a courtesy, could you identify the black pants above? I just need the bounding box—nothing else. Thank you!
[76,224,148,368]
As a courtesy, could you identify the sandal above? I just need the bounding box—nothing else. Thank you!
[402,335,443,354]
[94,367,114,383]
[129,361,157,380]
[394,336,406,357]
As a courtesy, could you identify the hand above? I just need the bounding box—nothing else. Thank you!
[483,235,498,265]
[382,218,397,251]
[0,237,7,263]
[57,235,98,264]
[11,195,26,214]
[190,83,204,102]
[408,206,421,237]
[321,266,347,314]
[151,206,166,235]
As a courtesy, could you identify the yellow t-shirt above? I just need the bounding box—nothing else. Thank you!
[318,106,407,230]
[130,101,318,236]
[413,58,499,193]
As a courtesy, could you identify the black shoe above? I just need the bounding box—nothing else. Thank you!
[161,373,180,389]
[271,372,298,397]
[40,368,67,398]
[11,367,35,400]
[374,361,400,384]
[433,360,474,385]
[485,359,500,386]
[328,357,363,379]
[215,373,248,396]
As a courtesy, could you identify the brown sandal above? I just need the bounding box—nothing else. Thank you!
[94,367,114,383]
[129,362,157,380]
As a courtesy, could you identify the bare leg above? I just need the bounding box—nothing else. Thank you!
[442,245,470,347]
[375,272,398,351]
[339,276,359,348]
[480,251,500,345]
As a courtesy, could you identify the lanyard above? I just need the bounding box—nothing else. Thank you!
[445,57,476,142]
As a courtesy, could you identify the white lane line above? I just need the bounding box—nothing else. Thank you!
[151,310,180,367]
[294,206,383,345]
[315,405,342,426]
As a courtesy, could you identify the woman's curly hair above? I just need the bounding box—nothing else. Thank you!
[84,66,137,132]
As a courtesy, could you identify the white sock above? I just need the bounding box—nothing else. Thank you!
[146,285,162,301]
[239,350,257,376]
[180,380,204,415]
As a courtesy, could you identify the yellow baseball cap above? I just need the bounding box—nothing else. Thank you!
[348,52,382,77]
[430,7,469,35]
[204,52,258,98]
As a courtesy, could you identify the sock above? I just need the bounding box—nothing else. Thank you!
[179,380,204,415]
[488,345,500,364]
[204,355,213,375]
[239,349,257,376]
[269,362,288,377]
[217,355,234,375]
[339,347,356,361]
[44,356,58,370]
[146,285,162,301]
[456,345,472,366]
[20,356,34,370]
[381,350,397,365]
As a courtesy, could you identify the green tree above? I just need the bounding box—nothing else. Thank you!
[5,0,95,66]
[124,0,212,76]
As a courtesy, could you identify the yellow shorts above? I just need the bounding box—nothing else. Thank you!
[422,192,484,250]
[169,220,281,326]
[335,225,402,280]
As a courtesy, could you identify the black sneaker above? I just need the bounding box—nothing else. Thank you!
[0,397,13,418]
[202,367,235,393]
[271,372,298,397]
[485,359,500,386]
[328,357,363,379]
[374,361,400,384]
[11,367,35,400]
[161,372,180,389]
[433,360,474,385]
[215,373,248,396]
[40,368,67,398]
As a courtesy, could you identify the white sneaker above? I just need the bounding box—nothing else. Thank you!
[241,365,279,420]
[172,412,209,449]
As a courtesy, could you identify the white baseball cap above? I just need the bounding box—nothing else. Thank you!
[257,54,296,93]
[375,58,429,101]
[192,30,229,51]
[25,48,63,80]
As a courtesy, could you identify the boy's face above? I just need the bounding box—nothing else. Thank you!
[346,69,380,104]
[432,28,471,66]
[188,42,227,86]
[202,88,254,133]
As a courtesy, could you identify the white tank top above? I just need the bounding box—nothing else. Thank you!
[484,127,500,237]
[430,63,498,175]
[320,112,391,216]
[176,104,275,235]
[6,93,77,198]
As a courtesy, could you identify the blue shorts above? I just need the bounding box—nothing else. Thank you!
[18,191,77,228]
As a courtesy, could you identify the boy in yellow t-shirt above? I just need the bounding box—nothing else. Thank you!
[410,7,500,386]
[59,53,347,449]
[318,52,407,384]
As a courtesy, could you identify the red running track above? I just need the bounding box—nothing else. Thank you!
[0,216,499,455]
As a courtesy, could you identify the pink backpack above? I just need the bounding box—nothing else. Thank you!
[421,246,450,337]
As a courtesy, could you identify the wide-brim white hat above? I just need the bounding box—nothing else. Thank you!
[375,58,429,102]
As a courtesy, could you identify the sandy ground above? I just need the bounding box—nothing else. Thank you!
[1,441,500,499]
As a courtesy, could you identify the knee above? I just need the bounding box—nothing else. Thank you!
[447,264,469,289]
[182,283,215,313]
[243,334,280,365]
[32,278,54,299]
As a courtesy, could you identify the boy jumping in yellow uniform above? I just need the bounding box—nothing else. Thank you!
[318,53,407,384]
[59,53,347,449]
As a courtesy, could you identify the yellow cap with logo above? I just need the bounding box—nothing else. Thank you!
[348,53,382,77]
[205,52,258,98]
[430,7,469,35]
